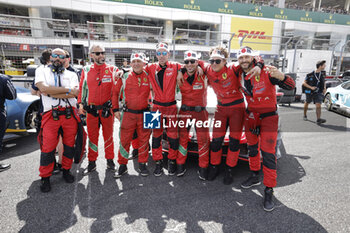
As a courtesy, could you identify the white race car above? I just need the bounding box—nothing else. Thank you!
[324,80,350,117]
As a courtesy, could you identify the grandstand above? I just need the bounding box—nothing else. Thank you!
[0,0,350,82]
[226,0,349,14]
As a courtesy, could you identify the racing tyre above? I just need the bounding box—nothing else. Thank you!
[324,93,332,111]
[25,101,39,129]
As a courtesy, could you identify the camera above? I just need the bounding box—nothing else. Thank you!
[65,107,72,119]
[52,108,59,121]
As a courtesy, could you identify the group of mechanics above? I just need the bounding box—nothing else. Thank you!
[33,42,295,211]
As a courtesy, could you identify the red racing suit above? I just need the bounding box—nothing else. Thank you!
[199,61,245,168]
[241,67,295,187]
[178,71,210,168]
[78,63,118,162]
[145,62,181,161]
[38,107,78,177]
[112,71,151,165]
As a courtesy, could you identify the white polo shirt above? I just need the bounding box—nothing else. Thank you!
[35,66,79,112]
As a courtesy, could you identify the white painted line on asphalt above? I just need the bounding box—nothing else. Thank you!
[232,187,242,193]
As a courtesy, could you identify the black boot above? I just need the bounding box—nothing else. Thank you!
[62,169,75,183]
[223,165,234,185]
[241,171,261,189]
[176,164,186,177]
[130,149,139,160]
[138,163,150,177]
[168,159,176,176]
[207,165,219,181]
[114,164,128,178]
[83,161,96,176]
[153,160,163,177]
[40,177,51,193]
[52,161,60,175]
[107,159,116,170]
[198,167,208,180]
[263,187,275,212]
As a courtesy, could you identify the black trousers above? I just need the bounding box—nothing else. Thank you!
[0,111,6,151]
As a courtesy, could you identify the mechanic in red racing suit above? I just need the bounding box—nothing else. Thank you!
[237,46,295,211]
[113,52,152,178]
[144,42,182,177]
[78,44,118,175]
[35,48,80,192]
[197,47,263,185]
[177,50,210,180]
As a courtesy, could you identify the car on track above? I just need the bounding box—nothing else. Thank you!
[5,86,40,133]
[324,80,350,117]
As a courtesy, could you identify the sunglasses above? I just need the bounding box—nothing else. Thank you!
[184,59,196,64]
[92,51,105,56]
[156,51,168,56]
[51,54,66,59]
[209,59,222,65]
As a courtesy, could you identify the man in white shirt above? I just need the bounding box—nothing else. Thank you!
[35,48,80,193]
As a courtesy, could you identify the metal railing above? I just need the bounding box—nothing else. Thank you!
[0,14,73,73]
[0,13,349,76]
[172,28,235,61]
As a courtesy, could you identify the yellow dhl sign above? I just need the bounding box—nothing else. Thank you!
[231,17,274,51]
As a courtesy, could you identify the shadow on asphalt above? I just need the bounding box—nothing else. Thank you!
[304,120,349,131]
[0,133,38,161]
[16,144,326,232]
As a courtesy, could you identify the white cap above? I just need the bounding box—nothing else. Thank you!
[156,42,169,51]
[184,50,199,60]
[237,47,255,59]
[209,49,226,59]
[130,52,147,63]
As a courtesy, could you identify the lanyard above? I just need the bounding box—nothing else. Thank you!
[314,72,321,83]
[54,72,58,87]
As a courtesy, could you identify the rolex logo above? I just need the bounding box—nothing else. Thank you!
[190,0,194,4]
[255,6,259,12]
[306,12,309,17]
[280,9,284,14]
[224,3,228,8]
[329,14,333,19]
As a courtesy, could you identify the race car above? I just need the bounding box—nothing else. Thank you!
[5,86,40,133]
[324,80,350,117]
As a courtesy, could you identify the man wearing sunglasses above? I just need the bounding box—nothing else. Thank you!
[35,48,80,192]
[237,46,295,211]
[78,44,119,176]
[113,53,152,178]
[144,42,182,176]
[194,47,263,185]
[177,51,210,179]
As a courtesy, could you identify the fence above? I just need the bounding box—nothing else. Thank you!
[172,28,235,62]
[0,13,350,76]
[86,21,163,67]
[0,14,72,74]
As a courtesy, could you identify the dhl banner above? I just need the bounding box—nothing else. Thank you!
[230,17,274,51]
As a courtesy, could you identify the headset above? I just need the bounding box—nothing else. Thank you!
[48,64,65,74]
